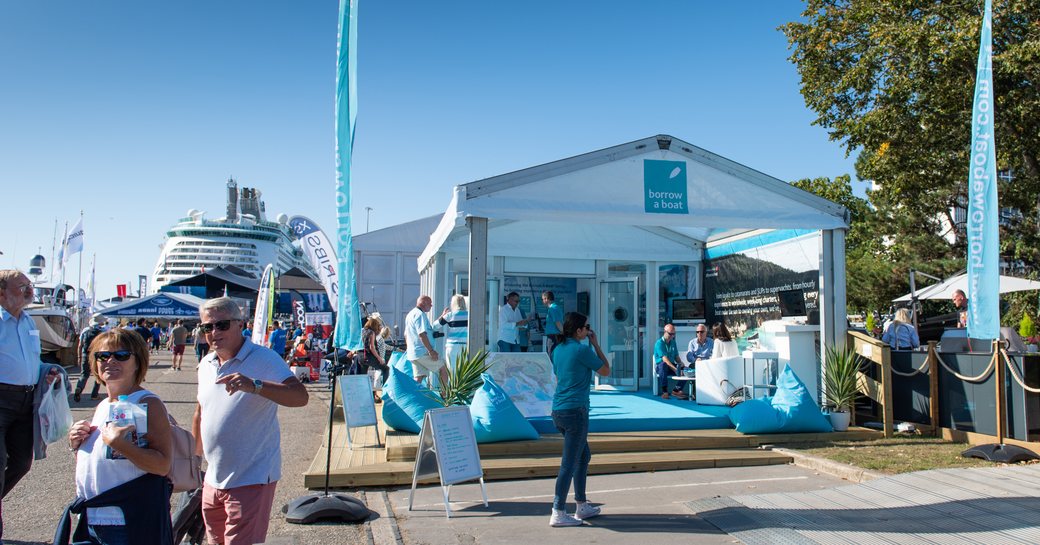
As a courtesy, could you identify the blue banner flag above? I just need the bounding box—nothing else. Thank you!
[334,0,362,351]
[966,0,999,340]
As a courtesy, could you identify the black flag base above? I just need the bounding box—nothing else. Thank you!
[283,492,370,524]
[961,443,1040,463]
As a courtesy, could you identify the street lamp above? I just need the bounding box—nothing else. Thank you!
[365,207,373,233]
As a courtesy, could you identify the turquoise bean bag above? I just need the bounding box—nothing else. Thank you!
[729,364,832,434]
[380,366,442,433]
[470,373,539,443]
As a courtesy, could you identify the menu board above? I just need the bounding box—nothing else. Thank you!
[338,375,377,428]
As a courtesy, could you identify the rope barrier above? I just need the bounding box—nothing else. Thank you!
[933,351,995,383]
[1000,349,1040,394]
[889,357,930,377]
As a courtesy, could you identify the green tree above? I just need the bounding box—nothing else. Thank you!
[782,0,1040,306]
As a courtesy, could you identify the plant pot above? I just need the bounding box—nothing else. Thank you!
[829,410,850,432]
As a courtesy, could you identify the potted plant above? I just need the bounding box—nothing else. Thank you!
[823,344,860,431]
[437,348,493,407]
[1020,314,1038,352]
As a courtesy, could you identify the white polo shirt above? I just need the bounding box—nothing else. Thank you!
[197,339,293,489]
[404,306,433,360]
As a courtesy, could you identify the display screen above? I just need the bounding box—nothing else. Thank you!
[671,298,705,321]
[777,289,807,317]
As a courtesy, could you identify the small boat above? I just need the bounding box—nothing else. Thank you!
[26,282,79,365]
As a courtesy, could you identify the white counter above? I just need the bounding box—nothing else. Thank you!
[761,320,821,403]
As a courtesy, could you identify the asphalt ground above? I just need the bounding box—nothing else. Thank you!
[4,351,850,545]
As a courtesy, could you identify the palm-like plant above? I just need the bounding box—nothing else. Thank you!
[438,348,493,406]
[824,344,860,412]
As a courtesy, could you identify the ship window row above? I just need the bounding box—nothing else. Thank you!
[172,241,258,249]
[168,249,259,257]
[169,230,279,242]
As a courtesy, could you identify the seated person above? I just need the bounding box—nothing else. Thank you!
[685,324,714,364]
[710,321,739,358]
[882,308,920,350]
[654,324,686,399]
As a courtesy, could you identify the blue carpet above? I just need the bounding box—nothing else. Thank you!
[529,391,733,434]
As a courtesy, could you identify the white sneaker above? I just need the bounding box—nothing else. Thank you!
[575,502,601,520]
[549,509,583,527]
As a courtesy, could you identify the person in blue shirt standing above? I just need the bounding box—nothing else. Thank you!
[654,323,686,399]
[267,320,288,359]
[549,312,610,527]
[541,291,564,360]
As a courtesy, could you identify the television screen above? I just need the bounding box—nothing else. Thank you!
[671,298,705,321]
[777,289,807,317]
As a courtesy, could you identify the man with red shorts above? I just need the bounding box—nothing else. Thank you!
[169,319,189,370]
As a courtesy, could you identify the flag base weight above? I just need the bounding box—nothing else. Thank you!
[961,443,1040,463]
[283,492,369,524]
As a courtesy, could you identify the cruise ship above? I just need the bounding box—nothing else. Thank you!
[151,179,314,291]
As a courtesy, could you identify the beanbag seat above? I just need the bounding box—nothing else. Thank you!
[728,364,832,434]
[388,351,413,377]
[381,366,443,433]
[470,373,539,443]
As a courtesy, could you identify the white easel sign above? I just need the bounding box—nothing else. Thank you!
[408,406,488,518]
[337,374,381,449]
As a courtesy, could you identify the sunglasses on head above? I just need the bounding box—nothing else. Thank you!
[94,350,132,362]
[200,319,236,333]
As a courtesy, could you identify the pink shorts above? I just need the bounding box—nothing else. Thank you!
[202,481,278,545]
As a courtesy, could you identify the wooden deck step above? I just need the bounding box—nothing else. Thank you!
[304,447,793,488]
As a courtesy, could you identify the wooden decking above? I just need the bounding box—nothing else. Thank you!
[303,402,881,489]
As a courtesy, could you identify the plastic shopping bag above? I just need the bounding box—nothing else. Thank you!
[39,379,73,444]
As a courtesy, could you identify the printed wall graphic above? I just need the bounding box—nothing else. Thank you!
[704,232,820,349]
[643,160,689,214]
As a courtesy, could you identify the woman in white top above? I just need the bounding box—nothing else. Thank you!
[68,328,173,545]
[710,321,740,359]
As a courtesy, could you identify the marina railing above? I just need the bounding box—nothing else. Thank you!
[846,330,894,438]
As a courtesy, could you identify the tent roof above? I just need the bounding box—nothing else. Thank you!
[276,267,325,292]
[96,292,205,318]
[420,135,849,268]
[354,215,441,253]
[894,273,1040,302]
[166,266,260,291]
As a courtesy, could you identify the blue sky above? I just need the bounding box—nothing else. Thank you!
[0,1,861,300]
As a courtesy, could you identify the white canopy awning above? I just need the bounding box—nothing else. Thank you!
[894,273,1040,302]
[420,135,849,269]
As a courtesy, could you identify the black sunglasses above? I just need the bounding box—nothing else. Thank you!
[94,350,133,362]
[200,319,236,333]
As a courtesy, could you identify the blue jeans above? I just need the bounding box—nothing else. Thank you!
[497,340,521,353]
[87,523,130,545]
[551,407,591,511]
[656,361,679,393]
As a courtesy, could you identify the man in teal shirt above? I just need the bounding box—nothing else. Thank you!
[542,291,564,360]
[654,323,686,399]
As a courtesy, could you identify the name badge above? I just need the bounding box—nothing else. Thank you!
[29,330,39,337]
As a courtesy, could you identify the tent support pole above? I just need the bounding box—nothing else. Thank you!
[467,217,488,354]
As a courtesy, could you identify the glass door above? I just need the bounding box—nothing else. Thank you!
[595,277,639,391]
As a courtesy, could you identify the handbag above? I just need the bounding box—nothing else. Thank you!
[720,379,751,408]
[39,379,73,444]
[166,414,203,492]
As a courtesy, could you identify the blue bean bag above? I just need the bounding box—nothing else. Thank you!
[388,351,413,377]
[729,364,832,434]
[470,373,540,443]
[381,366,443,433]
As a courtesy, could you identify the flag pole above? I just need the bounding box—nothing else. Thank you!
[59,221,68,288]
[77,211,84,323]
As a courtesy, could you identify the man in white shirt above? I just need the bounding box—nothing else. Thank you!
[498,292,530,352]
[405,295,447,385]
[192,297,308,545]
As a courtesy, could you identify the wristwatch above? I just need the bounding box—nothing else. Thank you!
[252,379,264,394]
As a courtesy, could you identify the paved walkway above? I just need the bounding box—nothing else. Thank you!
[687,464,1040,544]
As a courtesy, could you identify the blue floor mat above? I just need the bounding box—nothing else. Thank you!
[529,391,733,434]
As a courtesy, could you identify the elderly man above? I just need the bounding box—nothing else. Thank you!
[685,324,714,364]
[0,270,60,541]
[655,324,687,399]
[498,292,531,352]
[192,297,308,545]
[406,295,447,386]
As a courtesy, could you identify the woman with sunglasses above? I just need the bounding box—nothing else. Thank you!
[548,312,610,527]
[65,328,174,545]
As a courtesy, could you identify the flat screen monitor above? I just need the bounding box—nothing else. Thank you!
[671,298,705,322]
[777,289,807,318]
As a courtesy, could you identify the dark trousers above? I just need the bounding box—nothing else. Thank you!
[656,361,680,393]
[74,360,101,399]
[195,343,209,363]
[0,389,36,537]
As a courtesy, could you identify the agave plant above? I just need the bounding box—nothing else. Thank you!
[438,348,493,407]
[823,344,860,412]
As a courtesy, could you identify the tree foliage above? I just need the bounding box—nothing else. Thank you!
[783,0,1040,314]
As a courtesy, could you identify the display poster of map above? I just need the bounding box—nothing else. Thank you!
[485,352,556,418]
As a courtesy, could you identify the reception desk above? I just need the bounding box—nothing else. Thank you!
[760,320,821,404]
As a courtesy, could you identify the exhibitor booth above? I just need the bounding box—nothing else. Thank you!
[417,135,849,404]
